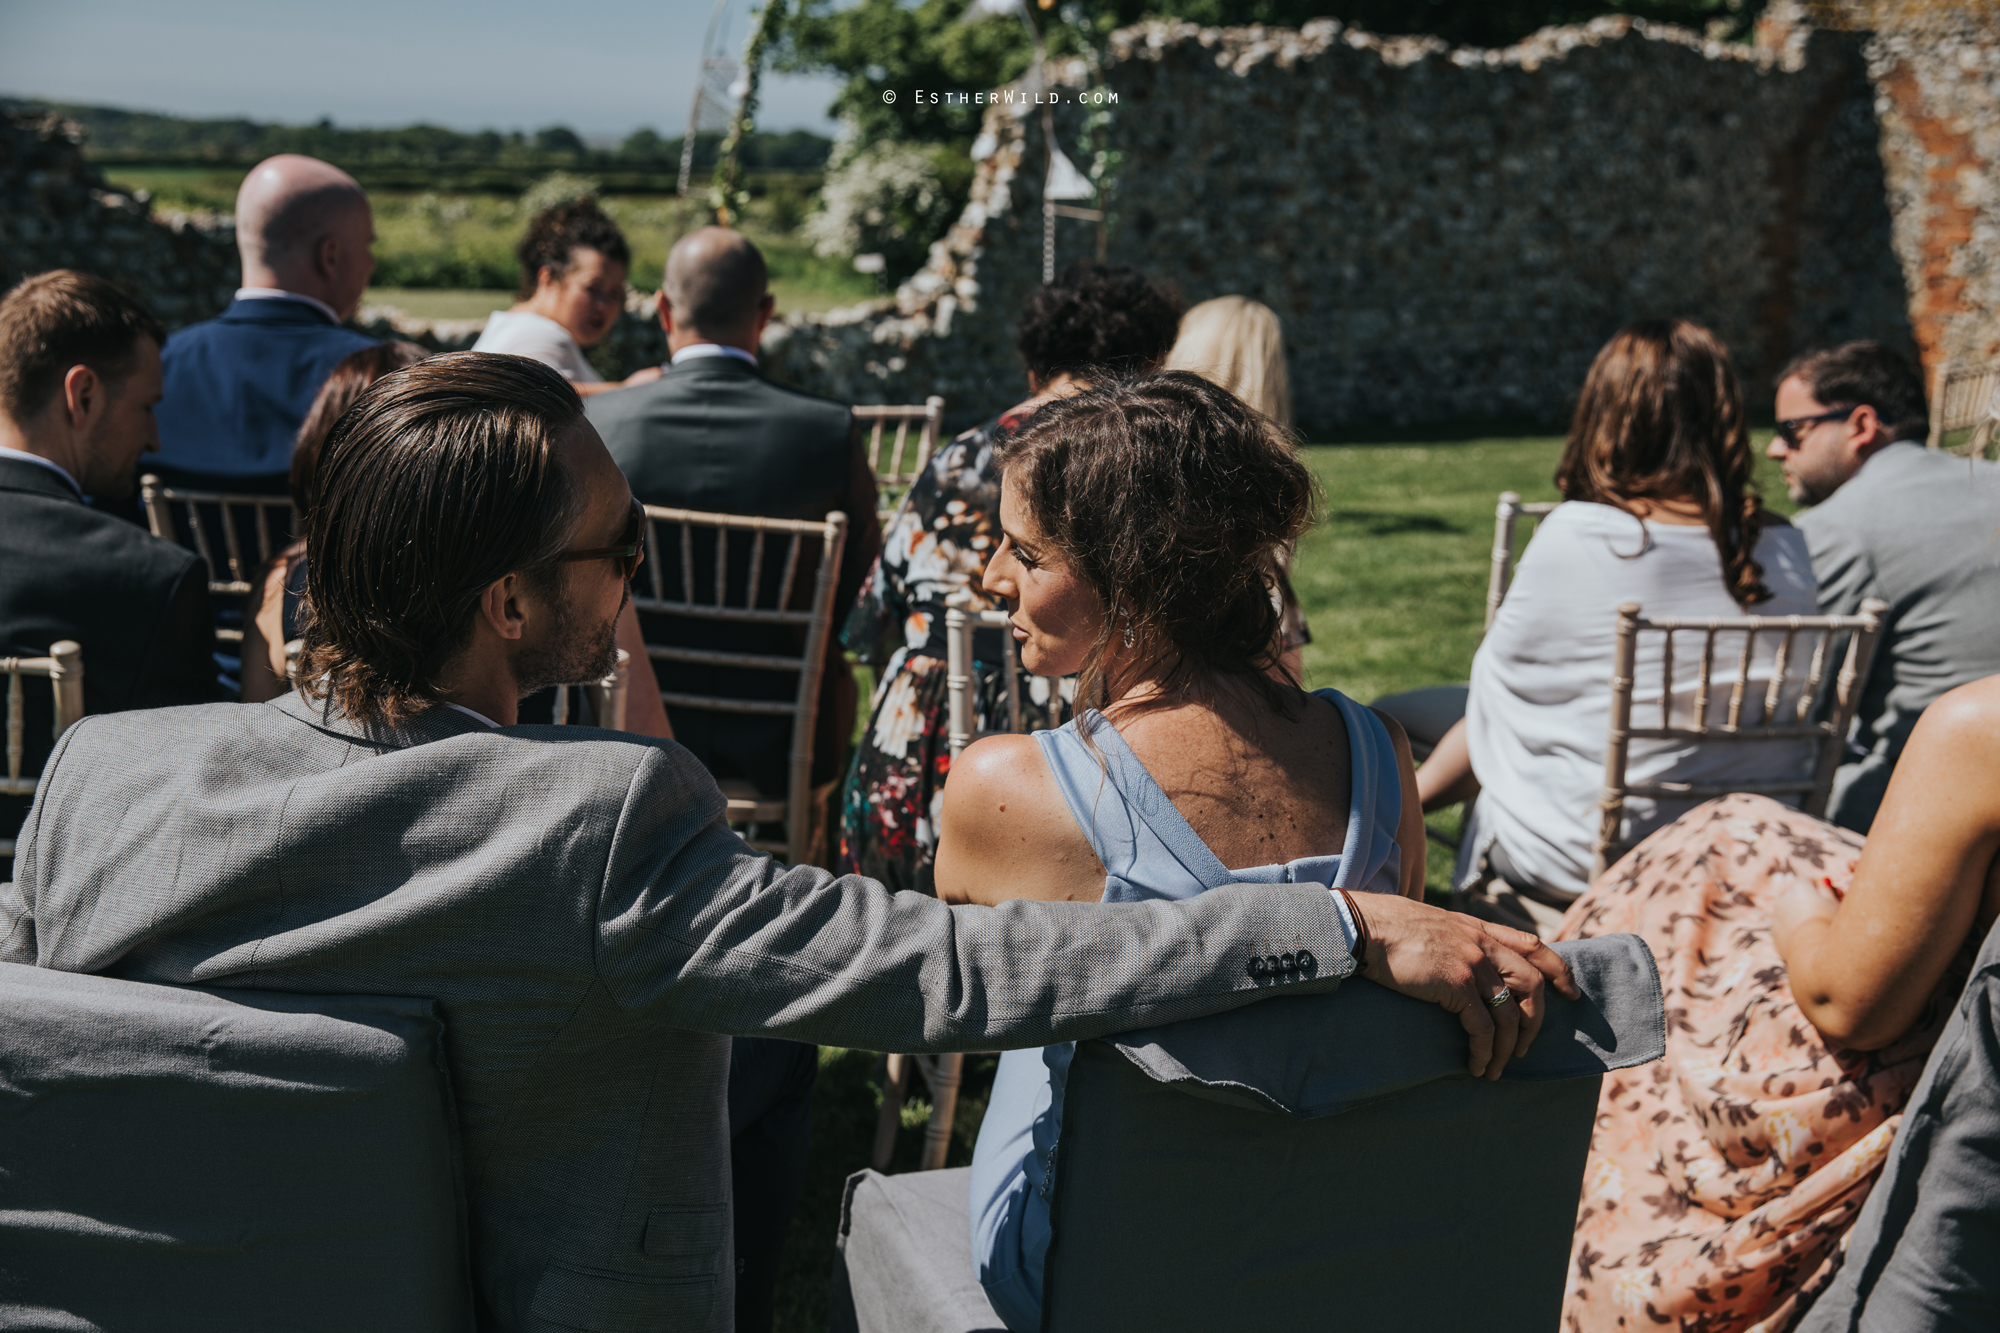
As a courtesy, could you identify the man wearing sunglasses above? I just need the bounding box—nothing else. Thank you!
[3,352,1576,1333]
[1772,340,2000,831]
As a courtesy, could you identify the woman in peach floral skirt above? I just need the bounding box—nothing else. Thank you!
[1553,674,2000,1331]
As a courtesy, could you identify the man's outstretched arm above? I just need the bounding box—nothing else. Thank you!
[595,747,1575,1077]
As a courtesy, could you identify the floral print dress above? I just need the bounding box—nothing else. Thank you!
[1554,793,1968,1333]
[837,408,1070,895]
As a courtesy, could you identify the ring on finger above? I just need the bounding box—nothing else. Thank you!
[1483,985,1513,1010]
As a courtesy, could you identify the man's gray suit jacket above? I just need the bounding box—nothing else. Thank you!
[0,693,1352,1333]
[1796,442,2000,831]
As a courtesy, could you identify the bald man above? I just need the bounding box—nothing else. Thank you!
[152,155,378,494]
[584,226,881,1333]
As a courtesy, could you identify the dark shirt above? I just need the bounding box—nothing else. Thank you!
[0,456,221,841]
[586,355,881,794]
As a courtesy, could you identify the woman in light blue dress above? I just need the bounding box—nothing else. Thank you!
[932,371,1429,1332]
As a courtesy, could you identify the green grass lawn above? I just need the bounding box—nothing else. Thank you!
[777,431,1800,1329]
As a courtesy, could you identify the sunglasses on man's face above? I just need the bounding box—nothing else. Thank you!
[559,497,647,581]
[1773,407,1854,449]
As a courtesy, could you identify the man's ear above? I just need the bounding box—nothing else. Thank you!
[1850,403,1886,453]
[478,573,531,642]
[61,363,102,430]
[657,293,674,335]
[313,231,342,282]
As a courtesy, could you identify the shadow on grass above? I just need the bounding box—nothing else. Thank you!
[1325,510,1466,536]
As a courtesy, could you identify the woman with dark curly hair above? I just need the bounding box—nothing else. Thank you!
[473,196,661,397]
[938,371,1426,1329]
[837,262,1184,895]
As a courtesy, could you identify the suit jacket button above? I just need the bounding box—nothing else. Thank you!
[1247,956,1268,979]
[1297,949,1317,976]
[1281,952,1297,975]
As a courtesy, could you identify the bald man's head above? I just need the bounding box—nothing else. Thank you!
[235,155,375,319]
[663,228,769,342]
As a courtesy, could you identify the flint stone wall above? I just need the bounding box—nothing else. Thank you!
[1,113,238,329]
[829,17,1920,431]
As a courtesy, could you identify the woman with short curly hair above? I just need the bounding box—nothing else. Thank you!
[473,196,660,397]
[937,371,1426,1330]
[837,262,1185,895]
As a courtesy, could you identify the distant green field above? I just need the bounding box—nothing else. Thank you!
[104,166,878,315]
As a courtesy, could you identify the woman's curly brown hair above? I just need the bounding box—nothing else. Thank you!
[994,370,1317,715]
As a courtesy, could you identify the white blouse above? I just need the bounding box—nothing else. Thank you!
[471,310,603,383]
[1460,502,1818,900]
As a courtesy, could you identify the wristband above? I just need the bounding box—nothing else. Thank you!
[1336,888,1371,973]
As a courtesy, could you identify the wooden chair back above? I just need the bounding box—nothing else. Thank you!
[632,505,848,866]
[1594,597,1889,877]
[1486,491,1560,630]
[2,640,85,859]
[854,398,945,510]
[870,593,1037,1174]
[1928,359,2000,458]
[549,649,631,731]
[140,476,296,644]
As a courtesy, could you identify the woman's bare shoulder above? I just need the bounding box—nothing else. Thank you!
[935,733,1104,905]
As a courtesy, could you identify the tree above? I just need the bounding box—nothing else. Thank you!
[533,125,586,157]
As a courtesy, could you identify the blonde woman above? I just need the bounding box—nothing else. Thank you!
[1164,295,1307,674]
[1164,294,1291,426]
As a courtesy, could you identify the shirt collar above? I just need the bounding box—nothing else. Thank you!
[442,701,502,729]
[0,445,85,500]
[669,342,759,369]
[234,287,343,326]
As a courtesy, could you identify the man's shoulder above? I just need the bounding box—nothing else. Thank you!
[1796,445,1987,547]
[166,309,372,359]
[0,486,201,584]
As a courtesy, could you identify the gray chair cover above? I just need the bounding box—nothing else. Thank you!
[832,934,1661,1333]
[1795,915,2000,1333]
[0,962,471,1331]
[1041,933,1662,1333]
[833,1167,1007,1333]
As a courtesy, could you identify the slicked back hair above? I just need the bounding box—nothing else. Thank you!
[298,352,587,725]
[0,270,164,422]
[995,370,1316,717]
[1777,340,1929,445]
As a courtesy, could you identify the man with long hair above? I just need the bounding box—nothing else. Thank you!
[2,352,1572,1331]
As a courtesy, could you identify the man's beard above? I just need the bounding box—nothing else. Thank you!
[514,587,624,697]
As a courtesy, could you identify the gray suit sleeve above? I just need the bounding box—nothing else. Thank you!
[591,746,1354,1052]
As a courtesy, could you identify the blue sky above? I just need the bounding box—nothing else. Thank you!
[0,0,844,136]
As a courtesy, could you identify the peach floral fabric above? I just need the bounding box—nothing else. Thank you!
[1554,794,1962,1333]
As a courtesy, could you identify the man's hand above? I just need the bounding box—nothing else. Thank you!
[1344,893,1581,1080]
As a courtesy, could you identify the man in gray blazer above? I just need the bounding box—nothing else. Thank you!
[1771,341,2000,832]
[1,352,1573,1333]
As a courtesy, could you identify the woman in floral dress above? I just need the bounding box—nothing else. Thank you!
[1553,672,2000,1331]
[837,263,1184,894]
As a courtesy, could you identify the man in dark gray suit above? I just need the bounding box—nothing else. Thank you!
[587,226,878,801]
[586,228,884,1328]
[1,352,1573,1333]
[1770,341,2000,832]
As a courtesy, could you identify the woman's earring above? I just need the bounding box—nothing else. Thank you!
[1121,608,1135,649]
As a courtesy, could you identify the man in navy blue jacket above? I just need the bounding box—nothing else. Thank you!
[152,155,378,496]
